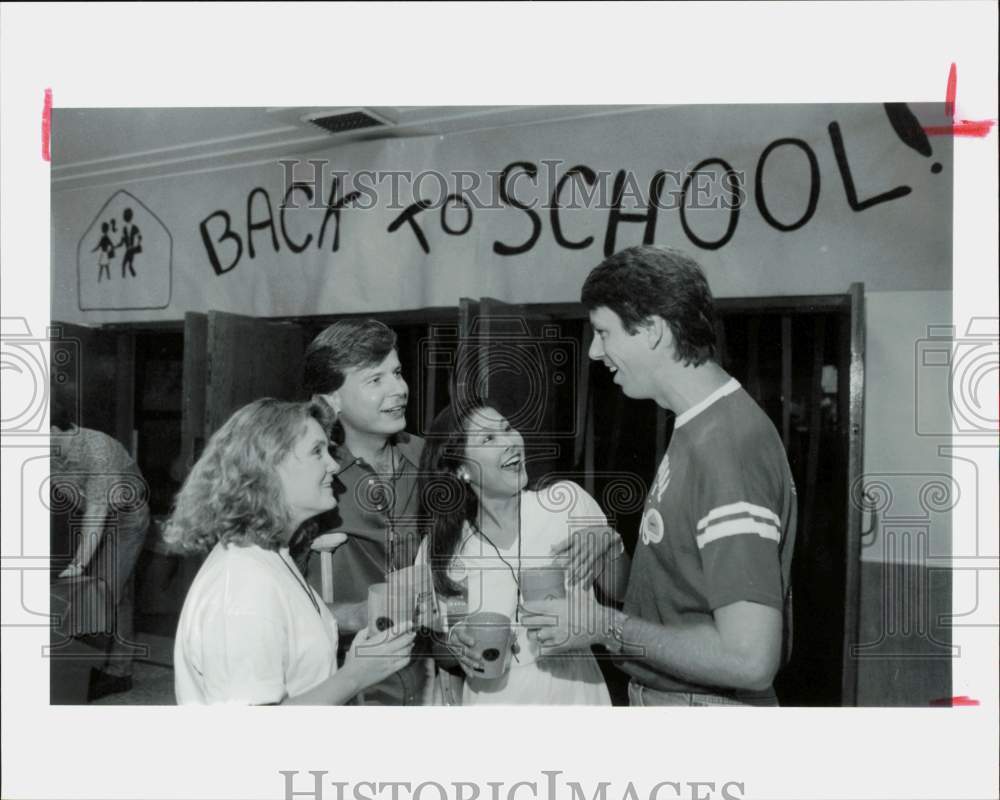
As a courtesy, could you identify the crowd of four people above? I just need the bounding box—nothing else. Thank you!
[162,244,798,706]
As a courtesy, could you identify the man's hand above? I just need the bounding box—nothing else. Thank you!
[521,587,608,655]
[549,526,622,586]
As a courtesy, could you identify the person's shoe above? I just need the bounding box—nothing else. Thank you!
[87,668,133,701]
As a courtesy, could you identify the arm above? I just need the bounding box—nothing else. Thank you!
[545,482,631,602]
[594,538,630,604]
[60,497,108,578]
[524,593,782,692]
[549,527,630,604]
[280,665,364,706]
[610,601,782,692]
[282,625,416,705]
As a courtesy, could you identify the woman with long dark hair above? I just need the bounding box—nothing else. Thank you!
[416,397,627,705]
[165,398,415,705]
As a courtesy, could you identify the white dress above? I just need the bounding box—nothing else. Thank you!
[419,481,611,706]
[174,542,339,705]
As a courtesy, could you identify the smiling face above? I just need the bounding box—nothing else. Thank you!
[461,407,528,500]
[329,349,409,439]
[275,417,339,529]
[588,305,659,399]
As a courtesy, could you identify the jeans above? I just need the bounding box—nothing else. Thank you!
[88,509,149,677]
[628,680,779,707]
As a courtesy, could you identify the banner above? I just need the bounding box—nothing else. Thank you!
[52,104,952,323]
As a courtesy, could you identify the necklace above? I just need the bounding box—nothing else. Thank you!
[278,550,321,617]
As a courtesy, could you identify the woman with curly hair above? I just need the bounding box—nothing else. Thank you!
[417,396,629,705]
[165,398,415,705]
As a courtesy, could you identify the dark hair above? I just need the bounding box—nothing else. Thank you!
[418,395,493,599]
[303,319,398,396]
[580,245,717,366]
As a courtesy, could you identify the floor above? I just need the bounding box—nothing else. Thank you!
[82,632,177,706]
[90,659,176,705]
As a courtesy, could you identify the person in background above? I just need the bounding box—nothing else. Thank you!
[295,319,428,705]
[50,379,150,701]
[525,245,797,707]
[165,398,414,705]
[417,396,628,705]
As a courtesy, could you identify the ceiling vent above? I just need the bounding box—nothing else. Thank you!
[302,108,392,136]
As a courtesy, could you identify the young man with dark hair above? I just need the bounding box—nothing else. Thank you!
[526,245,797,706]
[296,318,427,705]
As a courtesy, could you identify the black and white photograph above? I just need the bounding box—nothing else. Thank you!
[2,4,997,800]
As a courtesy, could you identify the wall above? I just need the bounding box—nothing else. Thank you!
[52,103,952,323]
[857,290,955,705]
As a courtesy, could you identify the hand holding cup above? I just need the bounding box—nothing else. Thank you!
[344,622,417,690]
[447,611,515,679]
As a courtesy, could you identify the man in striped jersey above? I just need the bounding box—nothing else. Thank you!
[527,245,796,706]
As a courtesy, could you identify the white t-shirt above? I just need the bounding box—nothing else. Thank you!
[174,542,339,705]
[418,482,611,706]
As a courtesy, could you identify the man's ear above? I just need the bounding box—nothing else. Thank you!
[643,316,671,351]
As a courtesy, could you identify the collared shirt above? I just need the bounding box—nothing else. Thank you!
[301,432,425,605]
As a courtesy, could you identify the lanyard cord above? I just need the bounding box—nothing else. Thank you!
[279,551,321,617]
[468,517,523,625]
[383,445,409,571]
[362,444,412,572]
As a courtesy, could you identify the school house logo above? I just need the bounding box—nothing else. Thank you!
[77,190,172,311]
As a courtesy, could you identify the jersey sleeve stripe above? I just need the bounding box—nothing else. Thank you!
[697,501,781,531]
[695,518,781,549]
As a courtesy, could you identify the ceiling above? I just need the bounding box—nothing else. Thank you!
[51,105,655,192]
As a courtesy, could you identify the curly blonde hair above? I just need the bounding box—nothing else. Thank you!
[162,398,335,554]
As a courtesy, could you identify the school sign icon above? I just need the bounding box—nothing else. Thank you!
[77,190,172,311]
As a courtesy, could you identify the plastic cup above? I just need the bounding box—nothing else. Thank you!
[448,611,515,680]
[519,567,567,602]
[366,583,394,636]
